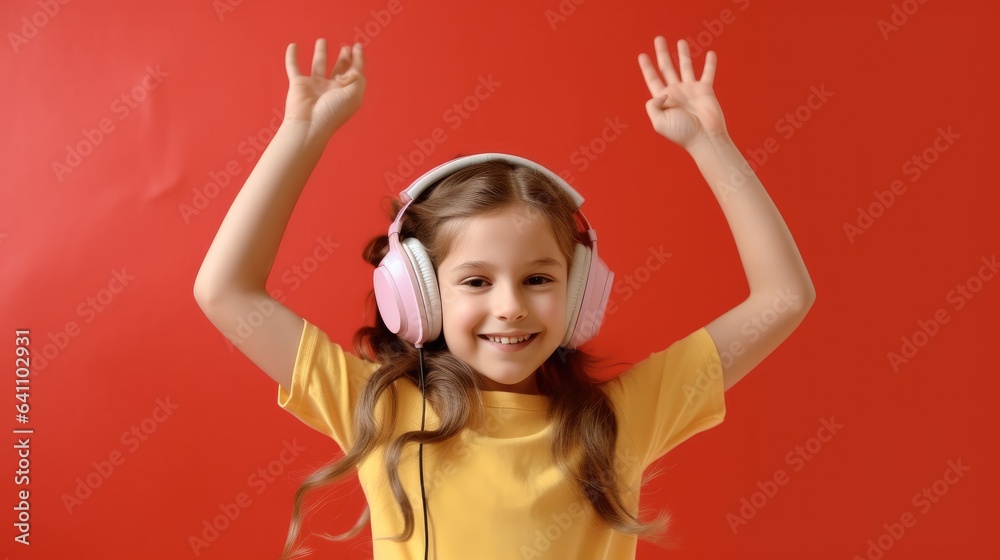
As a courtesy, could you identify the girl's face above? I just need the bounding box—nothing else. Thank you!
[437,205,568,395]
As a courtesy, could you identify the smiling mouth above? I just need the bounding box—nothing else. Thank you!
[478,333,538,345]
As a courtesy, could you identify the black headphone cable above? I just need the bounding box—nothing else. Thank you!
[417,345,429,560]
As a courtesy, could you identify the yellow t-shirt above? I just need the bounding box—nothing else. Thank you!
[278,319,726,559]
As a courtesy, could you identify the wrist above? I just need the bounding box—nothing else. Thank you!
[685,130,733,158]
[279,118,335,153]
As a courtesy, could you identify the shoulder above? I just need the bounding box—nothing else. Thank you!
[277,319,381,449]
[298,319,381,372]
[603,327,726,466]
[605,327,721,404]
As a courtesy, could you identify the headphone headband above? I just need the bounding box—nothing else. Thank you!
[389,153,589,237]
[400,152,586,206]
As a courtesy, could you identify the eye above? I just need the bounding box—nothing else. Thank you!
[526,276,553,286]
[461,278,489,288]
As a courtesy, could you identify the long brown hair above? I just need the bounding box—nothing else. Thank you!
[280,159,672,558]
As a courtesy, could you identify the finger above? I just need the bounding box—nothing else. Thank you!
[678,39,695,82]
[351,43,365,75]
[329,44,351,78]
[652,91,679,110]
[645,97,674,122]
[653,36,679,85]
[311,38,328,77]
[645,98,661,120]
[285,43,301,79]
[637,53,666,97]
[701,50,717,85]
[335,44,366,87]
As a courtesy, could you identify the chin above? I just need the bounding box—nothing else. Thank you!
[480,370,533,386]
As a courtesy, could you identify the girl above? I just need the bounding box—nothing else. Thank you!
[194,36,815,559]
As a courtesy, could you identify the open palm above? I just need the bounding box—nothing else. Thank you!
[284,38,366,140]
[638,37,727,150]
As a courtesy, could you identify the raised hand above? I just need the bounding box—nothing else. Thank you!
[283,38,366,141]
[638,37,728,151]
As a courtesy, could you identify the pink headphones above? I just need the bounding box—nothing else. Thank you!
[373,153,614,349]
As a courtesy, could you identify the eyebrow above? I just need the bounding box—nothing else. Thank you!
[451,258,563,272]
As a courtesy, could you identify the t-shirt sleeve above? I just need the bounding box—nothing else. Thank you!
[276,318,379,451]
[609,326,726,468]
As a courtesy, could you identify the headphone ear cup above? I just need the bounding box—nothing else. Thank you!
[563,243,614,349]
[563,243,591,347]
[401,237,442,342]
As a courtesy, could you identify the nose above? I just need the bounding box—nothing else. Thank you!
[493,281,527,321]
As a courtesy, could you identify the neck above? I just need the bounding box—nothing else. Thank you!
[477,371,540,395]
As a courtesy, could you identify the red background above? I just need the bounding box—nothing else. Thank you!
[2,0,997,558]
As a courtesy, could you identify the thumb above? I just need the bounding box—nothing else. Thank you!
[644,98,662,121]
[645,94,672,116]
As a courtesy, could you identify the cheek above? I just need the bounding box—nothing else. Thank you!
[539,289,568,318]
[440,290,477,331]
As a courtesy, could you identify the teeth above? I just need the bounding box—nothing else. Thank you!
[487,334,532,344]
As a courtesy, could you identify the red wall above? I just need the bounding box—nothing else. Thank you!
[2,0,997,558]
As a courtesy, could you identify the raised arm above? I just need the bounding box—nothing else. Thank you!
[637,37,816,393]
[193,39,366,392]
